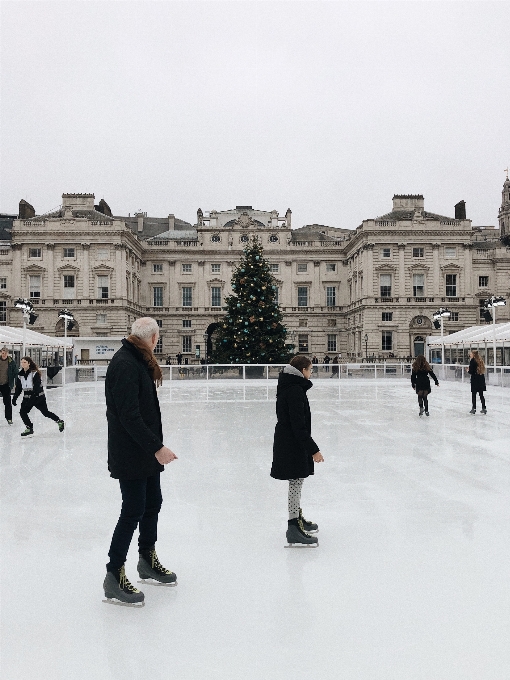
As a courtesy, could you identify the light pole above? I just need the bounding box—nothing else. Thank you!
[364,333,368,361]
[432,307,451,365]
[203,332,208,364]
[483,295,506,377]
[58,309,75,386]
[13,298,38,356]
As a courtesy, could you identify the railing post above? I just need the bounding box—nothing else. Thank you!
[243,365,246,380]
[206,365,209,380]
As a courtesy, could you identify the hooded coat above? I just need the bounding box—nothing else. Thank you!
[468,358,486,393]
[270,365,320,480]
[105,338,164,480]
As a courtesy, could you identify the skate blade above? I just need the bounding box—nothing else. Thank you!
[102,597,145,607]
[284,542,319,548]
[138,578,177,587]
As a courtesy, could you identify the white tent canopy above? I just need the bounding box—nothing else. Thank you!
[0,326,72,349]
[427,322,510,347]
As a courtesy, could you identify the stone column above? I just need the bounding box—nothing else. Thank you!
[432,244,440,297]
[313,261,321,306]
[365,245,374,297]
[398,243,406,298]
[115,244,125,300]
[45,244,54,299]
[463,243,473,297]
[81,244,90,299]
[198,261,205,307]
[11,243,22,297]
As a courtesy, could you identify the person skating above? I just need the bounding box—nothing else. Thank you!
[411,355,439,416]
[467,350,487,414]
[12,357,64,437]
[271,355,324,547]
[0,346,18,425]
[103,317,178,607]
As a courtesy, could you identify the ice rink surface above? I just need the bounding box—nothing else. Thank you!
[1,378,509,680]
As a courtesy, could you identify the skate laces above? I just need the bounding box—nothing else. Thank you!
[119,566,140,593]
[297,517,312,537]
[150,549,173,575]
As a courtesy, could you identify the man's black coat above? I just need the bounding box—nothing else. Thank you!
[105,339,164,480]
[271,368,319,480]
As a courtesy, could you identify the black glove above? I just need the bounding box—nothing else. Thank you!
[12,398,17,406]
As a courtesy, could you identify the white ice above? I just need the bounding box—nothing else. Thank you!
[1,379,510,680]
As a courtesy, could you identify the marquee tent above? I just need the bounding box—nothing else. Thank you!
[0,326,72,349]
[427,322,510,366]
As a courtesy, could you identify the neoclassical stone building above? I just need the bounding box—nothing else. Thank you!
[0,181,509,361]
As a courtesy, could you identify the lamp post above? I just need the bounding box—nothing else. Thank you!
[58,309,75,386]
[483,295,506,377]
[432,307,451,365]
[364,333,368,361]
[13,298,37,356]
[203,332,208,364]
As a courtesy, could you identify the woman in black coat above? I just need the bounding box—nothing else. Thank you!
[271,355,324,546]
[467,350,487,414]
[411,355,439,416]
[12,356,64,436]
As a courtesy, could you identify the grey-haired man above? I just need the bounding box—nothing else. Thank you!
[0,347,18,425]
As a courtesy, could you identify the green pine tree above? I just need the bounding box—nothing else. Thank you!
[211,237,292,364]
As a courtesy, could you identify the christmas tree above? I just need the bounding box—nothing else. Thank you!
[211,237,292,364]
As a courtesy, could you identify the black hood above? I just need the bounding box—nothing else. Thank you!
[277,370,313,396]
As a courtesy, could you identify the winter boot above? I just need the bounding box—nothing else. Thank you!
[419,408,424,416]
[21,427,33,437]
[57,420,65,432]
[285,518,318,547]
[425,411,430,416]
[299,508,318,533]
[481,408,487,415]
[469,408,476,414]
[137,546,177,586]
[103,565,145,607]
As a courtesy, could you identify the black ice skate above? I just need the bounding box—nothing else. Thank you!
[469,408,476,414]
[299,508,318,533]
[103,565,145,607]
[425,411,430,416]
[285,517,319,548]
[21,427,34,437]
[57,420,65,432]
[137,546,177,586]
[481,408,487,415]
[419,408,424,416]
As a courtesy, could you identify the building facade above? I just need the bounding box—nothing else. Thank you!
[0,183,509,362]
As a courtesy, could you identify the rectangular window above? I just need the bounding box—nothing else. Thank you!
[382,331,392,351]
[413,273,425,297]
[269,263,279,273]
[97,276,109,299]
[63,247,75,258]
[326,286,336,306]
[29,275,41,298]
[154,337,163,354]
[0,300,6,322]
[97,248,109,260]
[298,334,309,353]
[479,276,489,288]
[326,263,336,272]
[381,248,391,258]
[445,247,457,258]
[327,334,337,352]
[450,312,459,321]
[29,248,41,258]
[96,313,107,324]
[153,286,163,307]
[156,319,163,328]
[382,312,393,321]
[153,264,163,273]
[297,263,308,273]
[211,286,222,307]
[274,287,279,306]
[380,274,392,297]
[0,277,6,289]
[412,247,424,258]
[211,263,221,273]
[182,336,192,353]
[445,274,457,297]
[182,287,192,307]
[182,319,192,328]
[297,286,308,307]
[63,274,75,299]
[182,263,192,273]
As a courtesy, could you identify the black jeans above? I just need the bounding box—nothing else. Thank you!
[107,473,163,572]
[0,383,12,421]
[19,395,60,429]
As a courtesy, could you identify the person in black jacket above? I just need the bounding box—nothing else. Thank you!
[271,355,324,547]
[0,346,18,425]
[12,357,64,436]
[411,355,439,416]
[103,317,178,607]
[467,350,487,414]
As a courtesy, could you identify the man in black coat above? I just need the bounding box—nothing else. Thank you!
[103,317,178,607]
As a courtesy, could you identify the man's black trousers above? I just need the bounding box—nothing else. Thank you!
[0,383,12,421]
[107,473,162,572]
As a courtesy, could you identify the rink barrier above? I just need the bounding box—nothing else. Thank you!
[39,363,510,387]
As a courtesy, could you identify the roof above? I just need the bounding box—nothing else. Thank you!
[0,326,73,348]
[376,210,457,221]
[121,216,193,239]
[147,229,198,241]
[427,322,510,346]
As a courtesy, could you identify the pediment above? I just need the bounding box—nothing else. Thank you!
[91,265,115,273]
[375,263,397,272]
[57,264,80,272]
[208,278,225,284]
[440,262,461,271]
[408,263,430,271]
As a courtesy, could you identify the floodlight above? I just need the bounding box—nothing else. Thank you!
[28,312,38,325]
[433,319,441,330]
[67,320,75,332]
[482,309,493,323]
[58,308,75,321]
[432,307,451,320]
[14,297,34,313]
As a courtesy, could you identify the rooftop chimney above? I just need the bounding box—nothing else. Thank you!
[19,199,35,219]
[455,201,466,220]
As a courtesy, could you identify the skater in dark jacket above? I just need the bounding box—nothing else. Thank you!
[0,346,18,425]
[271,355,324,547]
[12,357,64,437]
[411,355,439,416]
[467,350,487,414]
[103,317,178,607]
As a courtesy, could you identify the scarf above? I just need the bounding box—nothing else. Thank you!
[126,335,163,386]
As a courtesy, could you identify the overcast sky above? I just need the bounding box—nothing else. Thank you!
[1,1,509,230]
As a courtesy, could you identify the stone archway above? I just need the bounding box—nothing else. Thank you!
[55,318,80,337]
[205,322,220,360]
[409,315,432,357]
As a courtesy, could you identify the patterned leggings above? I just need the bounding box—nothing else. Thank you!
[288,478,304,520]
